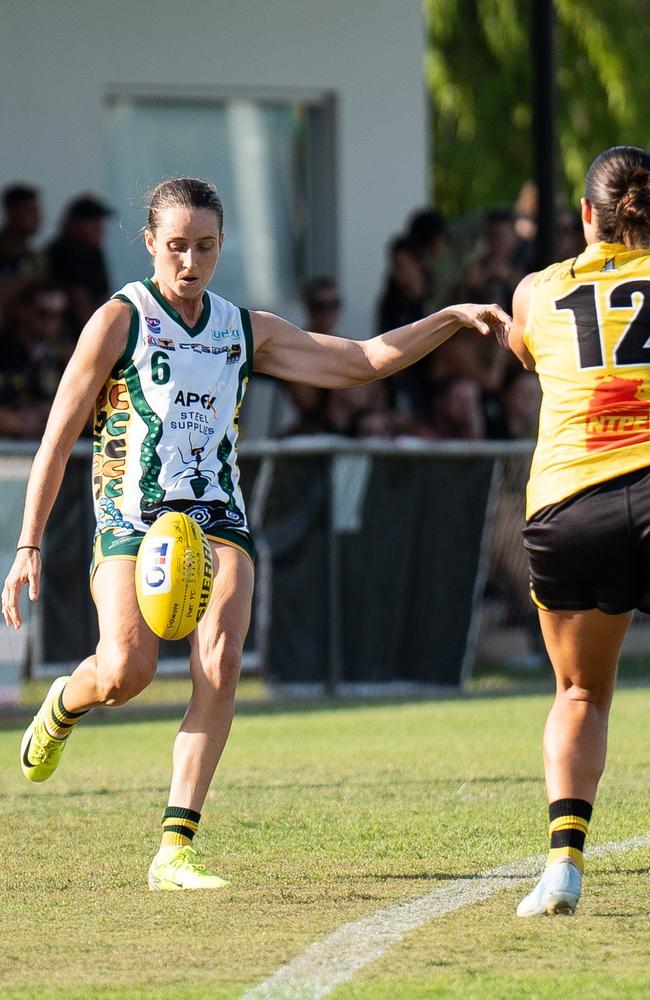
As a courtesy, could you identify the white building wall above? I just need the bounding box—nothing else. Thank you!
[0,0,427,338]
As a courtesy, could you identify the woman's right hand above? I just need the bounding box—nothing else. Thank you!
[446,302,512,347]
[2,549,41,630]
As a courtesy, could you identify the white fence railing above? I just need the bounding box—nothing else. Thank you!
[2,436,648,700]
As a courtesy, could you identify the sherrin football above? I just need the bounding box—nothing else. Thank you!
[135,511,214,639]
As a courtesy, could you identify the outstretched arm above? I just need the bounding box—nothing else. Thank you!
[1,299,131,629]
[251,303,511,388]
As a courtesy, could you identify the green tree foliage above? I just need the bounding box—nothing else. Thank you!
[425,0,650,216]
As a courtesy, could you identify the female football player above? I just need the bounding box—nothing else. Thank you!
[509,146,650,916]
[1,177,509,890]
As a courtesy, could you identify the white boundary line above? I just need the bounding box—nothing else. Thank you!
[241,833,650,1000]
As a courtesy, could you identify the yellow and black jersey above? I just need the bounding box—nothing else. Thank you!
[525,241,650,519]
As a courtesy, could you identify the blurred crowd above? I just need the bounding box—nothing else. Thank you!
[0,184,111,438]
[0,178,584,443]
[282,187,585,442]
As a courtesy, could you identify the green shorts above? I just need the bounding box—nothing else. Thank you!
[90,525,255,582]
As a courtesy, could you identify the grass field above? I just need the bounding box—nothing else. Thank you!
[1,684,650,999]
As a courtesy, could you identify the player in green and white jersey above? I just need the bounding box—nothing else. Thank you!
[2,177,509,889]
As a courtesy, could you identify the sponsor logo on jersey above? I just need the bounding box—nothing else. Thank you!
[178,342,242,364]
[180,342,212,354]
[585,376,650,451]
[145,316,162,331]
[144,333,176,350]
[212,327,240,341]
[174,391,216,410]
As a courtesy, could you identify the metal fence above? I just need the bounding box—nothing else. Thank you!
[2,437,648,701]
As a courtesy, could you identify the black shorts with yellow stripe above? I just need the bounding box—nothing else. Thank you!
[90,521,255,580]
[523,466,650,615]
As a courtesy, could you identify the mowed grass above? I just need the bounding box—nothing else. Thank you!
[1,687,649,999]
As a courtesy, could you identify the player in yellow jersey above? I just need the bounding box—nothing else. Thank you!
[508,146,650,915]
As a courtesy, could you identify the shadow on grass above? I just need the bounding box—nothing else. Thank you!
[3,666,650,731]
[0,774,542,800]
[346,871,537,882]
[0,689,548,730]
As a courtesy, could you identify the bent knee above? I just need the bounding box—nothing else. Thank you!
[95,645,156,706]
[558,682,612,710]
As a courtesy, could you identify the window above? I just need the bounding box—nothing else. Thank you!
[106,92,336,309]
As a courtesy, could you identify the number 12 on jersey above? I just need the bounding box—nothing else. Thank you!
[555,280,650,369]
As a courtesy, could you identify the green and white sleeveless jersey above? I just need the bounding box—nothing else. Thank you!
[92,278,253,543]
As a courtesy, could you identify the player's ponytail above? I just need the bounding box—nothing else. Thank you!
[147,177,224,234]
[614,167,650,244]
[585,146,650,248]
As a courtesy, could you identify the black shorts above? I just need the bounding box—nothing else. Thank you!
[522,466,650,615]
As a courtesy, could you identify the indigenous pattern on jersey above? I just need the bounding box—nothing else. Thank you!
[92,279,253,551]
[524,242,650,518]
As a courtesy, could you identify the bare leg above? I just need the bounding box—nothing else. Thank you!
[539,607,632,802]
[61,560,159,711]
[517,608,632,915]
[167,544,254,811]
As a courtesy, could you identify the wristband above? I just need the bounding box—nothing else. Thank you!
[16,545,41,552]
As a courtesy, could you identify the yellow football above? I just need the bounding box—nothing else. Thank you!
[135,512,214,640]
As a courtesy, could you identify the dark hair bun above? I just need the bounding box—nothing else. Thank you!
[585,147,650,246]
[616,168,650,226]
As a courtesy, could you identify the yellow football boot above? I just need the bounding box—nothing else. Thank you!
[20,676,71,782]
[148,846,230,890]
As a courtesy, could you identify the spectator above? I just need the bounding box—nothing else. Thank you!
[429,324,510,396]
[460,208,522,312]
[513,180,538,273]
[501,370,542,439]
[556,209,585,261]
[0,184,43,316]
[328,380,389,435]
[281,278,342,435]
[428,374,486,440]
[377,236,427,333]
[46,193,113,334]
[376,236,430,420]
[348,407,399,439]
[348,406,424,440]
[426,208,520,431]
[281,277,391,436]
[406,207,452,310]
[303,277,342,336]
[0,281,72,438]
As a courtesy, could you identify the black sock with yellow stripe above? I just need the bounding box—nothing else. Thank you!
[161,807,201,848]
[44,686,88,740]
[547,798,592,871]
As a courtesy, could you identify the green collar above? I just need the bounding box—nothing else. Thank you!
[142,277,211,337]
